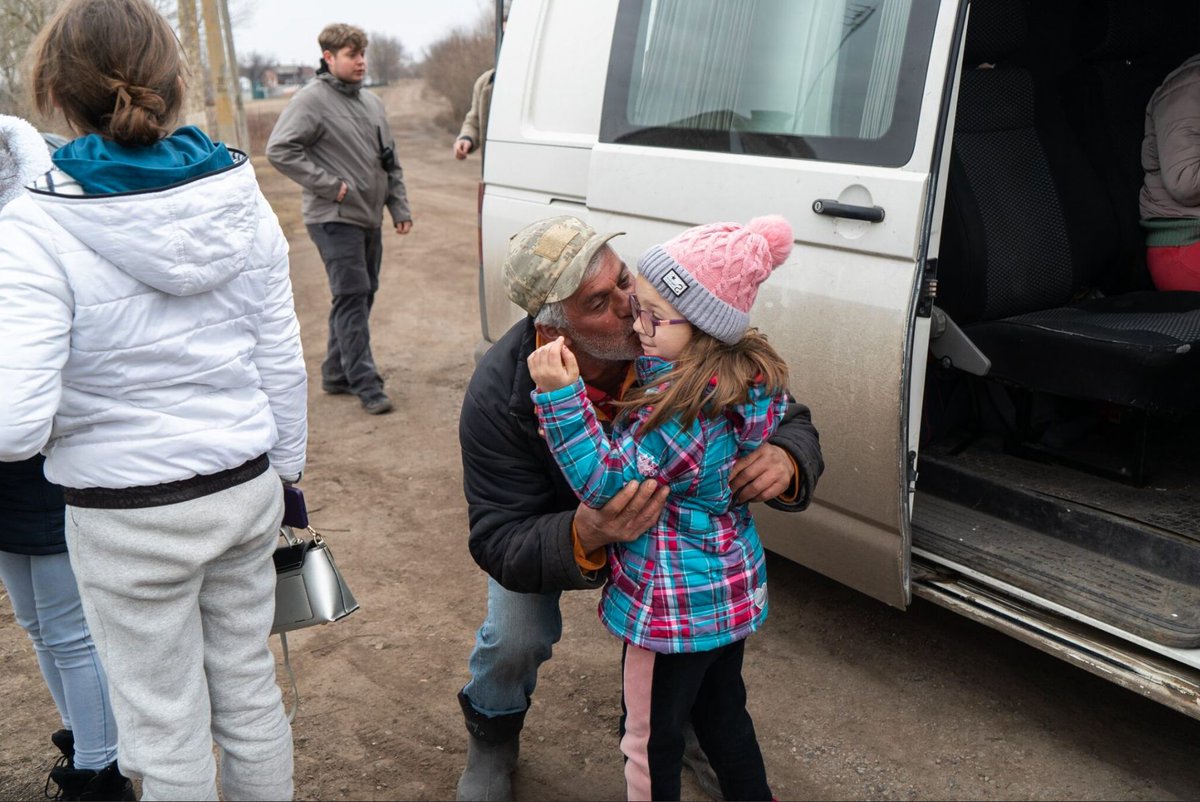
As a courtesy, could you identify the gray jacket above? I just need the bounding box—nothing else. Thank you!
[1140,53,1200,221]
[266,72,411,229]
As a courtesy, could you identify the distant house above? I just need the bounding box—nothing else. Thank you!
[255,64,316,99]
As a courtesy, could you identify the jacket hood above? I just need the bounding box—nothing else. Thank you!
[52,126,234,195]
[31,154,262,297]
[0,115,51,210]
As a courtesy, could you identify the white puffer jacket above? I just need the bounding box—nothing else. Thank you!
[0,125,307,490]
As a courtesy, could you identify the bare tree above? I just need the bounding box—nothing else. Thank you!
[0,0,57,121]
[239,50,275,90]
[420,7,495,133]
[367,32,410,86]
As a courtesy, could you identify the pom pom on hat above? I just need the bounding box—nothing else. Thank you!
[636,214,794,344]
[745,215,793,268]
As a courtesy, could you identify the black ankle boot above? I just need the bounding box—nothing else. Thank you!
[50,729,76,768]
[47,760,135,801]
[51,729,75,767]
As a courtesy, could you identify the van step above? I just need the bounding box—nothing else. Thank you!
[912,495,1200,648]
[920,439,1200,540]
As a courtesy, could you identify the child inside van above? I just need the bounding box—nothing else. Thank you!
[528,216,794,801]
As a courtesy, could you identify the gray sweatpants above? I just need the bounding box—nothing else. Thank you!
[65,468,293,801]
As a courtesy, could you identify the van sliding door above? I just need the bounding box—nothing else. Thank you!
[588,0,965,607]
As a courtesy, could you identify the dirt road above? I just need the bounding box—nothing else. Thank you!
[2,80,1200,801]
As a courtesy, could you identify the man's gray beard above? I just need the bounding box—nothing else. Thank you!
[566,324,643,363]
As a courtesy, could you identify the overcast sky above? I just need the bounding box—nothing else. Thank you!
[233,0,493,66]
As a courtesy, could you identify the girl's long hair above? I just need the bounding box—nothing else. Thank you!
[618,328,788,434]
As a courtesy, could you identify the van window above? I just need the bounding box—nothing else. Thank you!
[600,0,940,166]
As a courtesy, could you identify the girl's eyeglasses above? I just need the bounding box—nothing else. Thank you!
[630,293,688,337]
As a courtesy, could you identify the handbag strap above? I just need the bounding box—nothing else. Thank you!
[279,632,300,723]
[280,525,302,547]
[280,524,324,547]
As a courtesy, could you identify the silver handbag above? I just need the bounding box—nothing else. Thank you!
[271,525,359,721]
[272,525,359,634]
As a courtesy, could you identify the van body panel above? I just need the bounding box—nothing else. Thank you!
[487,0,613,151]
[761,503,907,608]
[587,148,931,261]
[485,140,592,202]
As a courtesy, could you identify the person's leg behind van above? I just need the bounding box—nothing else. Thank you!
[690,640,771,802]
[65,504,219,801]
[458,577,562,801]
[200,469,293,801]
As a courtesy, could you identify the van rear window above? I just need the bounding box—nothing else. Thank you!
[600,0,939,166]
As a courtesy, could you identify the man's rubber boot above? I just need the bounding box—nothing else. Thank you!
[682,723,725,801]
[456,690,526,802]
[457,732,520,802]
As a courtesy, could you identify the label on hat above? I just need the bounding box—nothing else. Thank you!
[662,270,689,297]
[534,224,578,261]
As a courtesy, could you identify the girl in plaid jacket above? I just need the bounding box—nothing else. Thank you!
[529,216,796,801]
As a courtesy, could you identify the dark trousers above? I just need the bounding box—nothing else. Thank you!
[306,222,384,397]
[620,639,771,801]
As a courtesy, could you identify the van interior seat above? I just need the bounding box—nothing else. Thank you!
[1060,0,1182,292]
[937,0,1200,417]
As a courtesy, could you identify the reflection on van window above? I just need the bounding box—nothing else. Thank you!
[601,0,940,166]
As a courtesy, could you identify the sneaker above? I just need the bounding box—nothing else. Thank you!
[321,381,352,395]
[361,393,394,415]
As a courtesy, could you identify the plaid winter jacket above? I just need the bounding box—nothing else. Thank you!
[534,356,788,653]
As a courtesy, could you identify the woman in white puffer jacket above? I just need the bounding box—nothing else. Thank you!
[0,0,307,799]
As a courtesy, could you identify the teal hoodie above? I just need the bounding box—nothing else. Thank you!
[52,125,234,195]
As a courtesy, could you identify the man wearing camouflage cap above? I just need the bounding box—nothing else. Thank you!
[456,216,824,801]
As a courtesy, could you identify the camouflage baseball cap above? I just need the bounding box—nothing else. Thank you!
[503,216,624,316]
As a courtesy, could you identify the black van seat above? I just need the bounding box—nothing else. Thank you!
[966,292,1200,414]
[938,0,1200,421]
[1062,0,1182,291]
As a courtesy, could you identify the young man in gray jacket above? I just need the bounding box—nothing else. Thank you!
[267,23,413,415]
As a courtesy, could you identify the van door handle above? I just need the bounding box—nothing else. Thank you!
[812,199,886,223]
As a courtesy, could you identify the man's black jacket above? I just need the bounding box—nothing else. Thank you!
[460,318,825,593]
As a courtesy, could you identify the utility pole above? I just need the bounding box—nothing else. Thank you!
[200,0,241,149]
[178,0,246,149]
[219,0,249,149]
[177,0,207,129]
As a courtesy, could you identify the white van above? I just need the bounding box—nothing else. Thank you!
[476,0,1200,719]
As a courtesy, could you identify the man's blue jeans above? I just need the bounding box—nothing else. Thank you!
[463,577,563,717]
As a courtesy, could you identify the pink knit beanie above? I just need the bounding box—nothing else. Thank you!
[636,215,793,344]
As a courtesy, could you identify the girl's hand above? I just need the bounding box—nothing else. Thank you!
[529,336,580,392]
